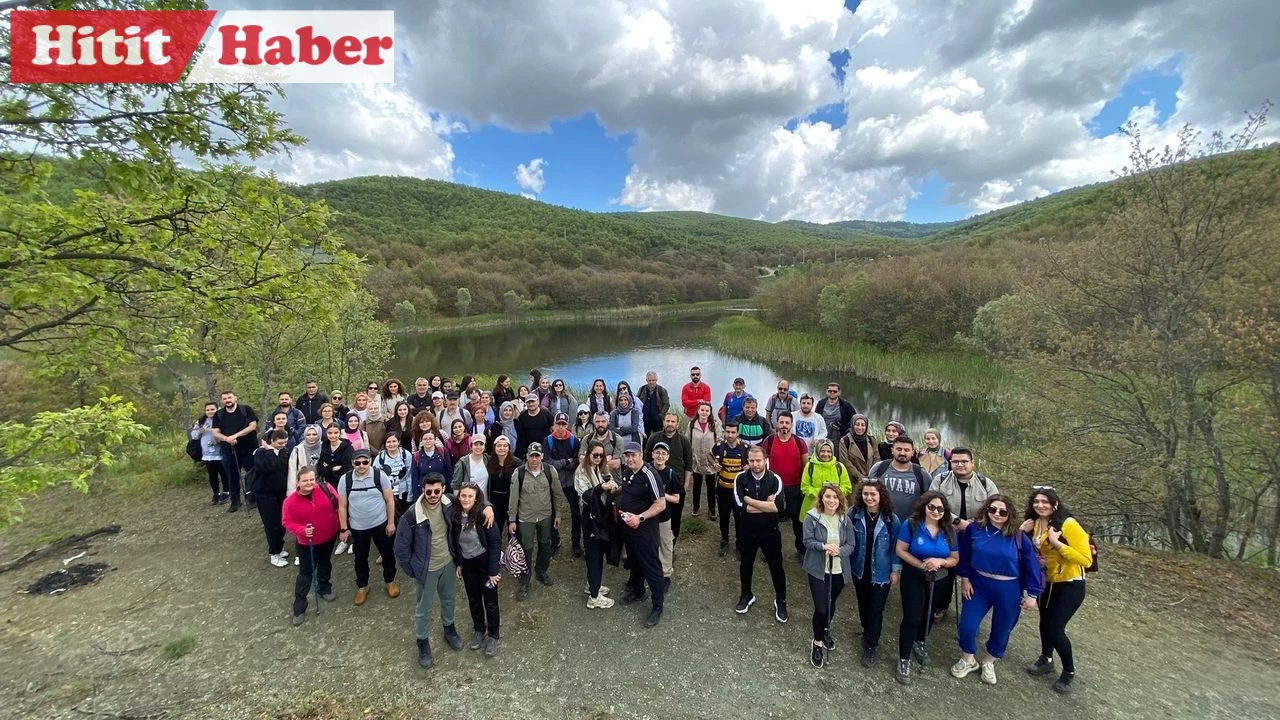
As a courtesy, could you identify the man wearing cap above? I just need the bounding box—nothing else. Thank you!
[680,366,711,422]
[337,447,399,606]
[582,411,624,478]
[616,441,666,628]
[437,393,469,434]
[514,394,553,459]
[644,412,693,535]
[407,377,433,417]
[720,377,753,423]
[544,412,583,557]
[507,443,563,600]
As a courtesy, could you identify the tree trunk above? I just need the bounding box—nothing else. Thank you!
[259,337,273,418]
[1268,481,1280,568]
[1197,414,1232,558]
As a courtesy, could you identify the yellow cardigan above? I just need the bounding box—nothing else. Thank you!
[1031,517,1092,582]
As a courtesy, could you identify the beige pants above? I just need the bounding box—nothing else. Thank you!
[658,520,674,577]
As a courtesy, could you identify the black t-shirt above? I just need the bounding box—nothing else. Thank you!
[213,404,258,454]
[654,465,684,522]
[618,463,663,532]
[514,410,553,458]
[407,393,432,417]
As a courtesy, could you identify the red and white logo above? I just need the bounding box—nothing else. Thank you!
[9,10,395,84]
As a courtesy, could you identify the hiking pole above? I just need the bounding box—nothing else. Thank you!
[824,554,834,662]
[923,570,937,641]
[310,543,320,616]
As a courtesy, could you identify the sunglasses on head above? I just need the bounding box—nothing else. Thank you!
[1032,485,1056,491]
[988,507,1009,517]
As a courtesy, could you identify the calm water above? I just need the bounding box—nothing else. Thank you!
[391,315,997,445]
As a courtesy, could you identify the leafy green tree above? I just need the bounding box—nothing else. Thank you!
[456,287,472,317]
[392,300,417,327]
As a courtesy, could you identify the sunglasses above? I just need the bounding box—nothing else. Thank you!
[988,507,1009,517]
[352,460,370,466]
[1032,485,1056,491]
[926,504,946,513]
[423,488,443,496]
[590,453,604,459]
[368,385,378,390]
[331,396,342,400]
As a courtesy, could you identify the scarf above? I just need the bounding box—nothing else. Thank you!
[850,413,871,456]
[301,425,323,466]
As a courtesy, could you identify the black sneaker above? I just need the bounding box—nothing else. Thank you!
[1027,655,1055,676]
[664,577,671,592]
[442,624,463,651]
[811,643,825,668]
[735,594,756,614]
[643,609,662,628]
[245,492,256,508]
[218,492,230,505]
[911,640,929,666]
[210,496,220,506]
[860,646,876,668]
[718,541,729,557]
[825,631,837,651]
[895,659,912,685]
[621,589,647,605]
[708,511,717,521]
[516,581,530,602]
[469,630,484,651]
[1053,672,1075,694]
[227,503,240,513]
[572,545,583,558]
[416,638,433,668]
[536,573,555,587]
[774,598,788,624]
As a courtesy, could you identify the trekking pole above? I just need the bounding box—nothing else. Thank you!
[824,554,834,661]
[923,570,937,640]
[310,544,320,616]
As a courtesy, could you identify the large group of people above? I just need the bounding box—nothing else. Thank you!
[190,367,1089,693]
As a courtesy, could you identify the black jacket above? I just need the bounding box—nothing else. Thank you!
[251,446,289,495]
[815,397,856,437]
[318,440,354,486]
[296,392,327,425]
[446,502,501,576]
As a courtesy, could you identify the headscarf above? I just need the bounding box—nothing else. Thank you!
[499,400,520,446]
[849,413,871,455]
[301,424,323,467]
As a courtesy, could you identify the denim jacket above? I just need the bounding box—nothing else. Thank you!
[849,508,903,584]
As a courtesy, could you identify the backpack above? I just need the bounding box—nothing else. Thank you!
[1065,518,1100,573]
[872,460,928,489]
[515,466,559,521]
[937,470,990,492]
[806,461,847,486]
[316,480,340,511]
[185,435,203,464]
[343,467,387,496]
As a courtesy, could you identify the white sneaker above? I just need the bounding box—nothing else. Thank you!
[333,541,349,555]
[269,553,288,568]
[951,657,980,678]
[347,544,354,554]
[584,585,610,596]
[586,594,615,609]
[294,556,300,566]
[279,550,289,558]
[980,661,997,685]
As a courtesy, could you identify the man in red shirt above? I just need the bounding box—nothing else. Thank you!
[762,412,808,558]
[281,467,341,625]
[680,366,711,422]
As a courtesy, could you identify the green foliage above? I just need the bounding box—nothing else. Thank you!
[455,287,472,317]
[161,633,196,661]
[392,301,417,327]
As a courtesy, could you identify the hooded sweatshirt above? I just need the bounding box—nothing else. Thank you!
[799,439,852,516]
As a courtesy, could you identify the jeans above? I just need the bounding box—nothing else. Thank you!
[739,514,786,601]
[808,572,846,643]
[293,538,335,616]
[853,574,891,649]
[1039,580,1086,673]
[517,517,553,579]
[898,566,936,660]
[413,561,458,640]
[459,554,500,638]
[255,489,286,555]
[957,573,1023,658]
[716,485,740,545]
[692,473,716,514]
[351,526,397,588]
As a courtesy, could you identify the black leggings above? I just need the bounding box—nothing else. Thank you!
[853,574,891,649]
[807,572,846,643]
[692,473,716,513]
[1039,580,1086,673]
[205,461,227,498]
[459,554,500,638]
[898,566,938,660]
[255,490,285,555]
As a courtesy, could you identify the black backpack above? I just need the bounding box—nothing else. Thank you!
[185,436,203,464]
[515,466,559,522]
[343,468,387,496]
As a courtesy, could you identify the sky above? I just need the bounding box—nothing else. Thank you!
[250,0,1280,224]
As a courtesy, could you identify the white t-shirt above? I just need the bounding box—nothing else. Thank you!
[467,455,490,497]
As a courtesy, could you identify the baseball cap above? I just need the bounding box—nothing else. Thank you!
[431,391,444,399]
[470,434,487,445]
[554,412,569,424]
[525,395,540,403]
[733,377,745,385]
[526,442,544,456]
[577,403,590,414]
[622,441,642,455]
[652,441,670,454]
[352,448,372,460]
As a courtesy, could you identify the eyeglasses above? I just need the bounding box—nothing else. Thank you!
[1032,485,1055,491]
[988,507,1009,517]
[926,504,946,513]
[952,459,972,465]
[423,488,443,496]
[352,460,370,466]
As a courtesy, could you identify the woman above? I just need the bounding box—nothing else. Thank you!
[252,429,292,568]
[534,376,553,408]
[342,412,368,452]
[288,425,324,494]
[470,406,493,441]
[329,392,350,424]
[489,401,520,452]
[838,414,877,479]
[799,439,851,517]
[409,410,442,452]
[380,378,407,419]
[409,430,453,501]
[572,404,593,441]
[802,483,856,668]
[449,482,502,657]
[384,402,413,448]
[610,392,644,444]
[428,375,444,394]
[586,378,612,416]
[516,385,531,403]
[1020,487,1090,694]
[545,379,576,417]
[486,435,520,533]
[452,434,491,495]
[951,494,1044,686]
[615,380,633,404]
[849,479,900,668]
[350,392,371,424]
[918,428,950,476]
[364,383,387,452]
[317,403,342,436]
[878,421,906,462]
[191,402,228,505]
[688,401,720,520]
[492,375,515,406]
[576,440,616,609]
[317,424,354,503]
[459,375,478,396]
[445,419,471,464]
[263,410,296,453]
[377,432,414,520]
[894,490,959,685]
[431,391,446,417]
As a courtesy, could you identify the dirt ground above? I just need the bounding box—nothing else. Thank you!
[1,477,1278,720]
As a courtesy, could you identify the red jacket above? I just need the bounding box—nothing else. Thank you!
[680,381,711,419]
[282,483,341,546]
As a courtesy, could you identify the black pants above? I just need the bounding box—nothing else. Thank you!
[459,554,501,638]
[562,484,583,550]
[220,448,253,502]
[490,490,511,536]
[692,473,716,514]
[781,485,804,554]
[669,493,685,540]
[853,574,892,649]
[739,514,786,601]
[807,572,846,643]
[204,461,227,499]
[1039,580,1086,673]
[582,512,608,598]
[932,571,956,615]
[623,526,664,611]
[716,485,740,544]
[898,566,938,660]
[293,538,335,616]
[351,526,397,588]
[255,489,286,555]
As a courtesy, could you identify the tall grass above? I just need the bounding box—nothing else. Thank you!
[711,316,1016,401]
[400,299,748,335]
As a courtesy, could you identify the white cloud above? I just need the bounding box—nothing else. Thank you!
[515,157,548,196]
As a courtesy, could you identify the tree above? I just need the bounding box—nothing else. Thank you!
[456,287,472,317]
[392,300,417,327]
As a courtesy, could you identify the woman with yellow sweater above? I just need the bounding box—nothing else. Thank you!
[1020,487,1091,695]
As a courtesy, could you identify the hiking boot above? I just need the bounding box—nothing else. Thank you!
[980,661,998,685]
[825,631,836,651]
[621,588,647,605]
[811,643,825,668]
[860,646,876,668]
[586,593,615,609]
[572,544,583,558]
[227,502,240,513]
[416,638,433,668]
[895,659,912,685]
[1053,671,1075,694]
[292,613,305,626]
[443,624,464,651]
[354,587,369,606]
[516,580,530,602]
[718,541,729,557]
[774,598,788,624]
[951,657,980,678]
[1027,655,1055,676]
[911,640,929,666]
[735,594,756,614]
[469,630,485,651]
[536,573,555,587]
[386,582,400,598]
[483,635,500,657]
[643,609,662,628]
[321,592,335,602]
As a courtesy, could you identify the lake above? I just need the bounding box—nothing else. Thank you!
[391,314,998,445]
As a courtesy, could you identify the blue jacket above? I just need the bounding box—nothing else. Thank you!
[801,509,856,583]
[849,509,903,584]
[393,494,457,581]
[410,449,453,500]
[958,523,1045,598]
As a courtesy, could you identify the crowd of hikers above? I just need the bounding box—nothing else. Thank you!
[189,367,1090,693]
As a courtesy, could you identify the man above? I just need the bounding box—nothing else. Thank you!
[764,379,799,428]
[720,377,752,423]
[507,443,563,600]
[514,395,553,459]
[212,390,258,512]
[815,382,856,440]
[582,412,624,477]
[616,442,666,628]
[281,467,339,625]
[407,377,433,417]
[711,422,749,556]
[297,380,326,425]
[635,371,670,438]
[734,398,772,447]
[762,412,808,557]
[680,366,711,421]
[271,392,307,448]
[791,393,827,448]
[643,412,693,499]
[337,448,399,606]
[393,472,464,669]
[733,445,787,623]
[437,393,468,433]
[868,436,929,523]
[929,446,998,620]
[543,413,582,557]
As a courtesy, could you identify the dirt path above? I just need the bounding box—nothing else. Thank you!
[1,480,1277,720]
